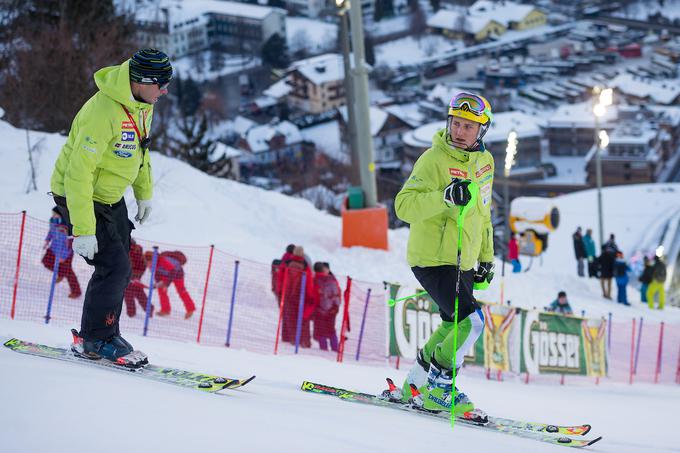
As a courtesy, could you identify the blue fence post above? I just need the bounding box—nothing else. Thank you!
[607,312,612,352]
[294,273,307,354]
[634,316,644,374]
[355,288,372,361]
[44,257,60,324]
[225,260,240,347]
[143,247,159,337]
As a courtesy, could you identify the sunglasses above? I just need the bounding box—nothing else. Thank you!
[157,82,170,91]
[449,93,488,116]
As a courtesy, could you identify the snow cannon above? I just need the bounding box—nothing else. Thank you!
[509,197,560,256]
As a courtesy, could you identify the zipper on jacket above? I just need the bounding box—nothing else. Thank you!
[436,217,449,260]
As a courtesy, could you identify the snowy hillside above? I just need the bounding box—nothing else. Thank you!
[2,319,679,453]
[1,114,679,325]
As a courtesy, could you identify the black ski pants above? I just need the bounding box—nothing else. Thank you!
[55,196,133,340]
[412,265,478,323]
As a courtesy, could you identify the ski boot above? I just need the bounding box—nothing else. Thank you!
[398,349,429,402]
[71,329,148,369]
[411,355,487,422]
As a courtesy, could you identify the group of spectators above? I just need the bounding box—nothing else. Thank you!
[573,227,667,309]
[271,244,343,351]
[42,206,196,319]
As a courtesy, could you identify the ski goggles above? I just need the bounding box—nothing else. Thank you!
[448,93,492,124]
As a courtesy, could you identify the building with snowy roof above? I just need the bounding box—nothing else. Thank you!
[135,0,286,58]
[584,105,680,185]
[337,105,413,168]
[546,101,618,156]
[287,54,346,114]
[427,1,545,43]
[236,120,305,166]
[609,73,680,105]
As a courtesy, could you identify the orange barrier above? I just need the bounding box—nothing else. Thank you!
[341,199,388,250]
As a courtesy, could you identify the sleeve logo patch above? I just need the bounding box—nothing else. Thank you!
[122,121,134,129]
[121,131,136,141]
[475,164,492,178]
[449,168,468,179]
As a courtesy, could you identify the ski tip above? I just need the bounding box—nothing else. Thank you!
[581,424,592,436]
[587,436,603,446]
[239,375,256,386]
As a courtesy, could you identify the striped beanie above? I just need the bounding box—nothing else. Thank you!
[129,48,173,85]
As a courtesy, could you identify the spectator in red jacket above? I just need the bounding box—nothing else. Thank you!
[123,239,153,318]
[42,207,81,298]
[145,250,196,319]
[276,246,316,347]
[272,244,295,303]
[508,233,521,273]
[312,262,341,351]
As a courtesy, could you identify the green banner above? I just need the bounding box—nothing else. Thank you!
[388,283,442,360]
[520,311,585,375]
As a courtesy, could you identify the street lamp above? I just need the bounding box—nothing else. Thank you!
[592,86,612,249]
[501,130,518,305]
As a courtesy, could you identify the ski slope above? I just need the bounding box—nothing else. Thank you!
[1,319,678,453]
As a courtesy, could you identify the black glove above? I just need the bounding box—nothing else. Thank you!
[443,179,471,206]
[474,262,495,285]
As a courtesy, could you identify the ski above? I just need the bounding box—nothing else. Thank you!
[300,381,602,448]
[4,338,255,394]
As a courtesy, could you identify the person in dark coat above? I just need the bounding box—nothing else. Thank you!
[276,246,316,347]
[508,233,521,273]
[573,227,587,277]
[312,262,342,351]
[42,207,81,298]
[599,234,619,300]
[123,239,152,317]
[639,255,654,303]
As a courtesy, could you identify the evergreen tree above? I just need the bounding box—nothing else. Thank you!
[169,114,232,176]
[364,35,376,66]
[177,76,203,117]
[0,0,136,132]
[374,0,384,22]
[261,33,289,69]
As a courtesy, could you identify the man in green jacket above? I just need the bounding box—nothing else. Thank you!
[393,92,495,418]
[51,49,172,367]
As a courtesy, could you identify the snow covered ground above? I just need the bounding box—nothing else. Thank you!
[376,35,462,69]
[2,319,679,453]
[287,17,338,55]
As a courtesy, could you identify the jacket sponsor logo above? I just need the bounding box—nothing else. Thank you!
[479,173,492,184]
[114,143,137,150]
[122,121,134,129]
[114,150,133,158]
[82,145,96,153]
[449,168,468,179]
[121,131,136,141]
[476,164,491,178]
[84,136,97,145]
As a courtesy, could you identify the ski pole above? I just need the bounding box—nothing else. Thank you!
[451,181,479,429]
[387,290,429,307]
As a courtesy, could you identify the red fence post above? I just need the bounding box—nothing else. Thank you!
[196,245,215,344]
[10,211,27,320]
[629,317,636,385]
[655,322,665,384]
[336,276,352,363]
[274,267,289,355]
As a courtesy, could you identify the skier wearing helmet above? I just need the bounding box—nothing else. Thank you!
[392,92,495,420]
